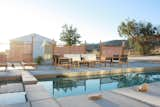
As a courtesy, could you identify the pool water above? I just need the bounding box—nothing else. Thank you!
[38,72,160,98]
[0,92,26,105]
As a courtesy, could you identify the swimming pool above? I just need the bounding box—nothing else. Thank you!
[38,71,160,98]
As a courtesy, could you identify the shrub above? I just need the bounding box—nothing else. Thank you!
[35,56,44,65]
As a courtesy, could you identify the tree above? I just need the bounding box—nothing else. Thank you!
[60,24,81,46]
[118,19,159,54]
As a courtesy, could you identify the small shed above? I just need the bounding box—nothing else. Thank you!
[9,33,56,63]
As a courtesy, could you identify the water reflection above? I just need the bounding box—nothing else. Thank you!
[39,72,160,98]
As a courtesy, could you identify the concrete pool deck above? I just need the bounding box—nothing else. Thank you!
[1,81,160,107]
[0,56,160,107]
[58,82,160,107]
[113,83,160,107]
[0,61,160,81]
[58,91,152,107]
[30,61,160,79]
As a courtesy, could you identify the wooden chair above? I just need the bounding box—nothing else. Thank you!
[64,54,81,68]
[119,55,128,65]
[98,56,112,67]
[112,54,128,66]
[58,57,72,69]
[52,55,60,65]
[80,54,97,67]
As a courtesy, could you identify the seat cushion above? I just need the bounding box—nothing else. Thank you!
[64,54,81,61]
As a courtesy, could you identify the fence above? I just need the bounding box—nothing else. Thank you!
[100,45,124,58]
[53,45,86,56]
[0,52,7,63]
[8,41,33,62]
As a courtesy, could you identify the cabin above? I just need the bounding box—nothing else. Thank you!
[8,33,56,64]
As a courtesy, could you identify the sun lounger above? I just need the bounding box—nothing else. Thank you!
[81,54,97,67]
[64,54,97,68]
[64,54,81,67]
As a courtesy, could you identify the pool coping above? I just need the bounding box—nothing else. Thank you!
[32,66,160,80]
[0,66,160,81]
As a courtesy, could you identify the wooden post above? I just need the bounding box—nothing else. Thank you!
[99,40,102,58]
[84,40,87,54]
[31,35,34,62]
[121,41,125,55]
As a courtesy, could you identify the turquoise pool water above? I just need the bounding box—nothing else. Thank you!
[38,72,160,98]
[0,92,26,105]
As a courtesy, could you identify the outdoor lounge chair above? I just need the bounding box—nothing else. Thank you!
[112,54,128,65]
[81,54,97,67]
[53,55,60,65]
[98,56,112,67]
[64,54,81,68]
[58,57,72,69]
[64,54,98,68]
[53,55,72,69]
[119,55,128,64]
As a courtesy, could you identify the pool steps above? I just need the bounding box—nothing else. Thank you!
[21,71,37,85]
[25,84,60,107]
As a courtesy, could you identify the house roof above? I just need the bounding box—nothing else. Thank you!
[11,33,56,44]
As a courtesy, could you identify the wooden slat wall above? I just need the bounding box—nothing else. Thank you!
[53,45,86,56]
[8,42,33,62]
[0,53,7,63]
[100,46,123,58]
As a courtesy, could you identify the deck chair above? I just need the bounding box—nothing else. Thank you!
[112,54,128,66]
[81,54,97,67]
[64,54,81,68]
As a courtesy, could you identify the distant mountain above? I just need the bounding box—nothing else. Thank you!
[86,40,128,51]
[103,40,127,46]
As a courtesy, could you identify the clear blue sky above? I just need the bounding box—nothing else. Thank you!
[0,0,160,47]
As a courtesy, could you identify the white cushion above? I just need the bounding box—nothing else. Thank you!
[81,54,97,61]
[64,54,81,61]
